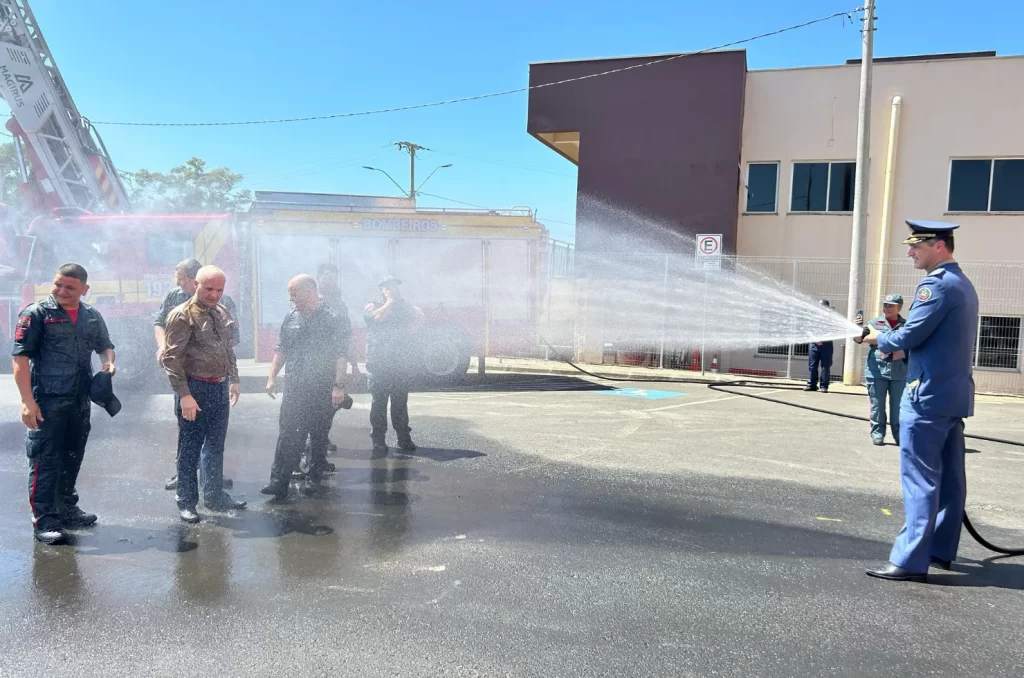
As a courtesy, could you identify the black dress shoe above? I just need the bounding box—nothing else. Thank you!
[61,507,98,529]
[179,508,201,523]
[34,526,68,545]
[803,385,817,392]
[260,483,288,500]
[930,557,953,571]
[371,443,388,459]
[865,562,927,582]
[397,438,417,453]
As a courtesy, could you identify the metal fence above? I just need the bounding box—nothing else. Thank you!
[520,255,1024,395]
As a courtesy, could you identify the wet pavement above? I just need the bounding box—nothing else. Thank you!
[1,373,1023,677]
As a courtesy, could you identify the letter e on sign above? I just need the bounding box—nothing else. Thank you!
[695,234,722,270]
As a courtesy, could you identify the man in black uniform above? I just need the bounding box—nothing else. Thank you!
[155,258,238,491]
[364,276,422,457]
[261,274,350,498]
[12,263,116,545]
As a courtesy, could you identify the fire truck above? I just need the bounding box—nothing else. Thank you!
[249,191,550,383]
[0,0,555,384]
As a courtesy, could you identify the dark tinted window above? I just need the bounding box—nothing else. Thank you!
[146,232,193,266]
[791,163,828,212]
[746,163,778,213]
[990,159,1024,212]
[948,159,992,211]
[975,316,1020,369]
[827,162,856,212]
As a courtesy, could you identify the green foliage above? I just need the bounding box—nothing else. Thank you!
[125,157,251,213]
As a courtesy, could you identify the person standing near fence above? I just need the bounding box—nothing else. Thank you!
[804,299,834,393]
[856,220,978,582]
[864,293,908,446]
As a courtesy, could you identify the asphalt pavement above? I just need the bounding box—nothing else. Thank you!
[1,371,1022,677]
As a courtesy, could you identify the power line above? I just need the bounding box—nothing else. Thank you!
[91,7,861,128]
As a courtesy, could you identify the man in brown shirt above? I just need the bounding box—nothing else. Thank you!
[162,265,246,522]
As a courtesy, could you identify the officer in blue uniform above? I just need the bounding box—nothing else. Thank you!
[864,293,908,446]
[804,299,834,393]
[856,220,978,582]
[11,263,116,545]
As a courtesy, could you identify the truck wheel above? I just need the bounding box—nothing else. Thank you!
[108,327,154,388]
[418,325,472,384]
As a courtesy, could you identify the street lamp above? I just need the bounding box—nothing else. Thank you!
[415,164,453,196]
[363,165,409,198]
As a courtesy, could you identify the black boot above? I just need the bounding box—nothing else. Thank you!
[371,441,388,459]
[260,482,289,500]
[61,507,98,529]
[397,437,417,453]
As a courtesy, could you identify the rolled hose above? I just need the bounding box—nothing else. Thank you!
[538,343,1024,557]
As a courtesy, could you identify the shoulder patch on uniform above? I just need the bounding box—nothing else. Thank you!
[917,287,933,302]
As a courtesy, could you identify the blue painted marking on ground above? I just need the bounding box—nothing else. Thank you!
[597,388,687,400]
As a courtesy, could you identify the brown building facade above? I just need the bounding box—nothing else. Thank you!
[527,50,747,273]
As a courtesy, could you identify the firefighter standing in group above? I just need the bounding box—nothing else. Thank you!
[161,265,246,523]
[11,263,116,545]
[364,276,423,457]
[857,220,978,583]
[155,258,239,492]
[261,274,350,499]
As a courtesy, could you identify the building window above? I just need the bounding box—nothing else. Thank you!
[790,162,856,213]
[949,159,1024,212]
[974,316,1021,370]
[746,163,779,213]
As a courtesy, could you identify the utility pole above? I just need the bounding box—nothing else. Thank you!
[843,0,875,386]
[396,141,427,202]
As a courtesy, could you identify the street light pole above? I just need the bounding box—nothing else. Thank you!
[843,0,876,386]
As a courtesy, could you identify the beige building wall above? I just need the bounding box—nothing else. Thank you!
[733,54,1024,393]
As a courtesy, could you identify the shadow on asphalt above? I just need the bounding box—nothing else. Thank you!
[929,556,1024,590]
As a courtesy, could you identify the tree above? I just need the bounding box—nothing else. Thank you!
[0,141,30,209]
[125,156,252,213]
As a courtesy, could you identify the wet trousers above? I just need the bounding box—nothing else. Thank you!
[26,396,91,530]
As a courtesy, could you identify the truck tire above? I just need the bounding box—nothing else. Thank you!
[417,324,472,385]
[106,323,154,389]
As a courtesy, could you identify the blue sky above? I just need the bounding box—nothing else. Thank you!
[10,0,1022,242]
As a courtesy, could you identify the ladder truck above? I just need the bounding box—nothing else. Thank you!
[0,0,245,383]
[0,0,130,212]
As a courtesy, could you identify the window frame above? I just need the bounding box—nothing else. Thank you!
[947,157,1024,214]
[973,314,1022,372]
[744,161,780,214]
[788,160,857,214]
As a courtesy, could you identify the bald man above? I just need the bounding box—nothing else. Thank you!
[163,265,246,522]
[262,274,350,499]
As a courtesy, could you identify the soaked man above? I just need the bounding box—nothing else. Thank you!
[12,263,116,545]
[857,221,978,582]
[162,265,246,523]
[155,258,239,492]
[365,276,423,457]
[261,275,350,498]
[864,293,908,446]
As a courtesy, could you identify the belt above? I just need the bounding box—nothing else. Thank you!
[189,376,227,383]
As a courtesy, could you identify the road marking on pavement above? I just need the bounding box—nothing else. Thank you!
[815,516,842,522]
[645,389,785,412]
[881,508,892,516]
[597,388,687,400]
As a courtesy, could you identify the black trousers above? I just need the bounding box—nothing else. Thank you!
[270,388,333,485]
[370,389,410,444]
[26,396,91,530]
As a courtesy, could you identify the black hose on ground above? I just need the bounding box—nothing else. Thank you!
[538,345,1024,557]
